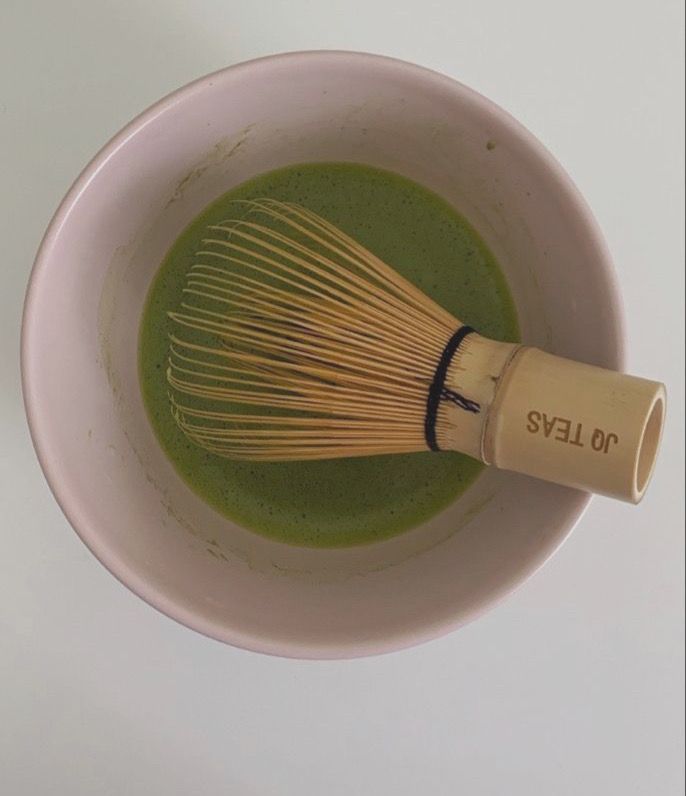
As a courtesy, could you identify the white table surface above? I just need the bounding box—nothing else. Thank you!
[2,2,684,794]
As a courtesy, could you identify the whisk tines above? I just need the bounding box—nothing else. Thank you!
[165,198,457,460]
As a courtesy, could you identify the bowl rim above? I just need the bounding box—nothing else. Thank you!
[21,50,626,658]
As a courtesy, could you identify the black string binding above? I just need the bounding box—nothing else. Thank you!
[424,326,479,452]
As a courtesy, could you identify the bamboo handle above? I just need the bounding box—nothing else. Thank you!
[440,333,665,502]
[483,347,666,502]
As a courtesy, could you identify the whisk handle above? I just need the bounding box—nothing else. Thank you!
[482,347,665,503]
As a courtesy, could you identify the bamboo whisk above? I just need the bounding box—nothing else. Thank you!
[167,199,665,503]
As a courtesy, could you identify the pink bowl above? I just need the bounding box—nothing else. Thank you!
[22,52,624,658]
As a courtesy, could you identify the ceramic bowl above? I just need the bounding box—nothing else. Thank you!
[22,52,624,658]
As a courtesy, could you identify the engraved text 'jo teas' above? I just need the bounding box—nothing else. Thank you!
[526,411,619,454]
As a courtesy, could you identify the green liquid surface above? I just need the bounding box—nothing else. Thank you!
[139,163,519,547]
